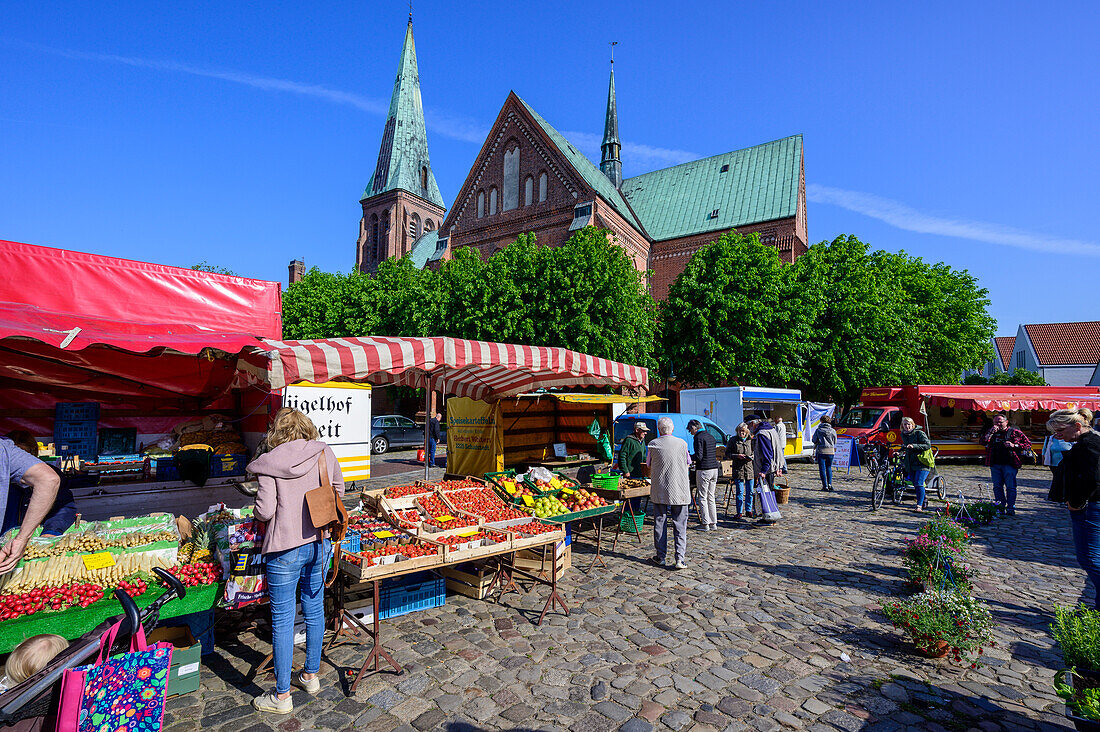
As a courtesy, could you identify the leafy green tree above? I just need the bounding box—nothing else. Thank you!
[190,261,238,276]
[660,232,809,386]
[993,368,1047,385]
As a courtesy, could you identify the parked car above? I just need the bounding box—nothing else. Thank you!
[612,413,728,462]
[371,415,424,454]
[370,415,447,454]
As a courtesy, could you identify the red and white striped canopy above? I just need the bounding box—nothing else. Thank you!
[239,336,649,399]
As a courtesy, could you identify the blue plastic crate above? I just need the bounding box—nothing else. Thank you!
[55,421,98,442]
[57,437,98,460]
[379,572,445,620]
[55,402,100,422]
[155,457,181,481]
[343,531,361,554]
[210,454,247,477]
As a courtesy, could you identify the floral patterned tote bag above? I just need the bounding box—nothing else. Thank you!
[57,620,173,732]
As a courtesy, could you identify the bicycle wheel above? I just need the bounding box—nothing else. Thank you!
[932,474,946,500]
[892,479,906,505]
[871,472,886,510]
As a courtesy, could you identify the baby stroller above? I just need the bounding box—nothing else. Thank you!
[0,567,187,731]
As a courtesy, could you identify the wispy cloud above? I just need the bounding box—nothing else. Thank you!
[807,183,1100,257]
[17,40,700,164]
[563,130,698,170]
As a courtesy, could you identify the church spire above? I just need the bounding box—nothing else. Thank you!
[600,44,622,189]
[361,18,444,208]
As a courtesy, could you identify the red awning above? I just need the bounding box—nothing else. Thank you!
[0,239,281,404]
[923,391,1100,411]
[240,336,649,399]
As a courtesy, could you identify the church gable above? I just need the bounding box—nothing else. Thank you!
[442,92,589,237]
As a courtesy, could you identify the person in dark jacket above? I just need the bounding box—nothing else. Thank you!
[688,420,719,531]
[427,412,442,468]
[616,421,649,515]
[1048,408,1100,608]
[812,415,838,491]
[980,413,1032,515]
[726,424,754,519]
[900,417,932,511]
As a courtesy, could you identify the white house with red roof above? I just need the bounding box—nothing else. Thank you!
[1009,321,1100,386]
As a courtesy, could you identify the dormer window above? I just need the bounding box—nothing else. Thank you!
[569,201,594,231]
[720,164,729,173]
[709,209,719,219]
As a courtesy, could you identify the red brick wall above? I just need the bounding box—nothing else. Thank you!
[357,189,444,273]
[649,217,805,300]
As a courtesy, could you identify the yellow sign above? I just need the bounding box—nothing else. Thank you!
[373,530,395,538]
[522,495,535,507]
[456,529,480,538]
[504,483,516,494]
[436,515,456,523]
[446,398,504,476]
[83,552,116,571]
[562,487,575,495]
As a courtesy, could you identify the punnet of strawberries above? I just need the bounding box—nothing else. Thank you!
[168,562,222,587]
[0,583,106,619]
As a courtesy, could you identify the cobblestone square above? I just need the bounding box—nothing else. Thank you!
[171,463,1083,731]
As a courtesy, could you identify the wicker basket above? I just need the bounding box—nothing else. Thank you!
[774,476,791,505]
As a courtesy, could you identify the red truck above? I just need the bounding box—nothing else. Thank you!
[835,385,1100,459]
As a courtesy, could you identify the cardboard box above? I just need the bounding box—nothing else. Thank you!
[147,626,201,697]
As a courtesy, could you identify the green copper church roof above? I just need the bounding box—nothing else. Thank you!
[407,229,440,268]
[362,22,445,208]
[621,135,802,242]
[515,95,643,233]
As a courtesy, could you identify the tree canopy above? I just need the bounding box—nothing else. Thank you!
[281,226,658,370]
[963,368,1047,386]
[660,233,996,405]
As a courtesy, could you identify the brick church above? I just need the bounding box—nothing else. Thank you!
[356,20,808,299]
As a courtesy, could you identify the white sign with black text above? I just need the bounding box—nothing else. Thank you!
[283,382,373,482]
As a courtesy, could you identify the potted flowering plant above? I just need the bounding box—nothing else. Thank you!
[880,589,994,665]
[917,515,971,549]
[948,500,998,527]
[903,534,974,590]
[1052,604,1100,730]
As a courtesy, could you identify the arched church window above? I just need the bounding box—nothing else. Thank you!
[538,173,548,202]
[502,146,519,211]
[524,176,533,206]
[477,191,485,218]
[370,214,379,259]
[421,166,428,189]
[425,219,434,232]
[410,213,421,240]
[489,187,498,215]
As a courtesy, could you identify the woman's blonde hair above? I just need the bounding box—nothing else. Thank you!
[1047,407,1095,434]
[4,634,68,684]
[736,422,750,437]
[266,407,319,449]
[901,417,917,430]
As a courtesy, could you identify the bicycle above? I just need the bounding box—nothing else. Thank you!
[871,447,946,510]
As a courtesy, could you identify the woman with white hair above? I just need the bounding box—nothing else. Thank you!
[646,416,692,569]
[1048,407,1100,608]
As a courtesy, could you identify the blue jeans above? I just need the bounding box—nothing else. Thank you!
[907,468,930,507]
[817,454,834,489]
[734,479,753,515]
[1071,504,1100,609]
[427,438,438,468]
[990,463,1018,510]
[266,538,330,694]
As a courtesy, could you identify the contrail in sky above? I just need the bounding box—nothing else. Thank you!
[807,184,1100,257]
[15,41,699,168]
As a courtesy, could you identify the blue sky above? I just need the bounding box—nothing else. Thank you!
[2,1,1098,335]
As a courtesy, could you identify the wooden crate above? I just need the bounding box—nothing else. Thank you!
[512,543,570,581]
[439,562,495,600]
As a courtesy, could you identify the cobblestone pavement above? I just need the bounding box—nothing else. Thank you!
[167,463,1086,731]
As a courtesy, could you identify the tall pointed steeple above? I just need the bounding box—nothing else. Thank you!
[600,49,622,189]
[362,19,444,208]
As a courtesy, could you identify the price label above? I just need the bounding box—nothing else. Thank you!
[436,515,456,523]
[373,530,395,538]
[456,529,480,537]
[522,495,535,507]
[504,484,516,494]
[561,487,575,495]
[83,552,116,571]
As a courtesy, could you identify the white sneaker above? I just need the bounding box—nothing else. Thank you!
[293,671,321,694]
[674,560,688,570]
[253,690,293,714]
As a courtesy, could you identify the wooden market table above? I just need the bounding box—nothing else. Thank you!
[324,529,568,692]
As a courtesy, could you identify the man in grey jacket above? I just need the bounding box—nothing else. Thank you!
[647,416,691,569]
